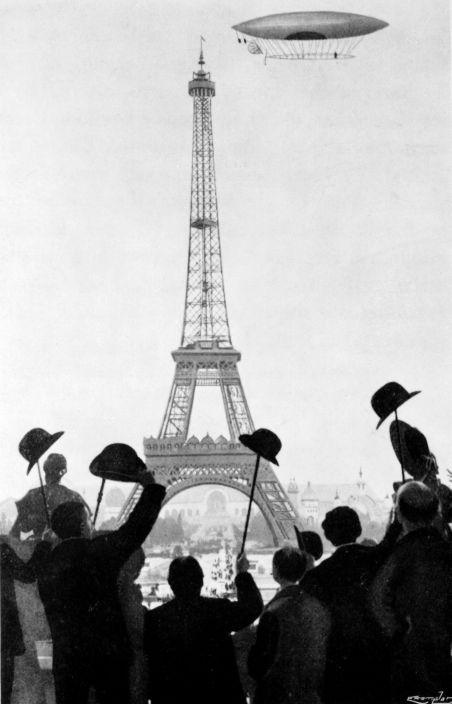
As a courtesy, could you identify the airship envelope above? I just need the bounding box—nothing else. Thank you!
[232,11,388,61]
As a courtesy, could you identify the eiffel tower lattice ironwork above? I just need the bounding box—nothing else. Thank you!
[117,48,298,544]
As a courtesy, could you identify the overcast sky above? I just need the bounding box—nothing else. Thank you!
[1,0,450,508]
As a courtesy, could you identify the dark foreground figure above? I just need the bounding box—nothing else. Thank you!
[33,473,165,704]
[1,541,35,704]
[371,481,452,704]
[249,546,330,704]
[144,553,263,704]
[301,506,394,704]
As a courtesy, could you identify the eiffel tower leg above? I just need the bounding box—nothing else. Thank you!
[219,364,254,441]
[159,367,196,440]
[253,471,299,544]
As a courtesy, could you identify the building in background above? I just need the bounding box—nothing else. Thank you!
[288,469,392,542]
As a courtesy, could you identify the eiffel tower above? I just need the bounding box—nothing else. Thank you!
[117,49,298,544]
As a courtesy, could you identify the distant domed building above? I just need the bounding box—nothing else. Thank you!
[288,470,390,533]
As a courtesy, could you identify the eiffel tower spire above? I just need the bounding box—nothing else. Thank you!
[182,49,231,347]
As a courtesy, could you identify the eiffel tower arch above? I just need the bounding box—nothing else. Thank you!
[117,48,298,544]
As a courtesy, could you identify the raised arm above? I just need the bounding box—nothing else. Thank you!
[220,553,263,633]
[94,474,166,567]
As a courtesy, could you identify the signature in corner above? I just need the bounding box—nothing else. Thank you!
[407,693,452,704]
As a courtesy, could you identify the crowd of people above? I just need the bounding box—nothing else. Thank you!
[1,445,452,704]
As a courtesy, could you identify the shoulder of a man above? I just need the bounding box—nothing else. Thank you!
[144,600,179,640]
[301,559,332,601]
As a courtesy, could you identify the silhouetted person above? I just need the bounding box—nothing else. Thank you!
[118,548,147,704]
[301,506,391,704]
[144,552,263,704]
[11,453,90,539]
[249,546,330,704]
[1,540,35,704]
[371,481,452,703]
[295,528,323,571]
[33,471,165,704]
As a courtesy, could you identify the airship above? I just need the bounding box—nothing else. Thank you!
[232,11,388,61]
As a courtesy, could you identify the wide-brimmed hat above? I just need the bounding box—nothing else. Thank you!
[389,420,435,480]
[19,428,65,475]
[239,428,281,465]
[371,382,421,429]
[89,443,147,482]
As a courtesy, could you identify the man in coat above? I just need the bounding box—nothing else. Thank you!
[33,465,165,704]
[371,481,452,703]
[0,540,36,704]
[11,453,90,539]
[144,552,263,704]
[248,546,330,704]
[301,506,393,704]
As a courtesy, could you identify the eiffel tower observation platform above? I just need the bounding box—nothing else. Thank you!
[139,432,298,545]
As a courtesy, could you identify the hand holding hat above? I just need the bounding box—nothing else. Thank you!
[238,428,282,554]
[389,420,435,481]
[89,443,153,526]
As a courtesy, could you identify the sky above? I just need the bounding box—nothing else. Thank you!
[1,0,450,509]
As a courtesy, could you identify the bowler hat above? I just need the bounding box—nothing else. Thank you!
[295,527,323,561]
[389,420,433,480]
[19,428,65,475]
[89,443,147,482]
[239,428,281,465]
[371,382,421,429]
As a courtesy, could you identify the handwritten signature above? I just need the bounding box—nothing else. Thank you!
[407,694,452,704]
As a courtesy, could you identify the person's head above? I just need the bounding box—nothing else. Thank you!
[168,556,204,599]
[395,481,439,532]
[51,501,92,540]
[322,506,362,547]
[272,546,307,586]
[44,453,67,485]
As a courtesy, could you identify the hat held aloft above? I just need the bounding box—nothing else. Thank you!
[89,443,149,526]
[19,428,65,475]
[371,382,421,430]
[238,428,282,554]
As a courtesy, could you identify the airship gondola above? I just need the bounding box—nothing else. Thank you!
[232,11,388,61]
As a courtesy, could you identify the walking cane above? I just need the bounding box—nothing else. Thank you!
[238,428,282,555]
[93,478,106,527]
[18,427,65,530]
[393,409,406,483]
[240,453,261,555]
[36,458,51,527]
[371,382,421,484]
